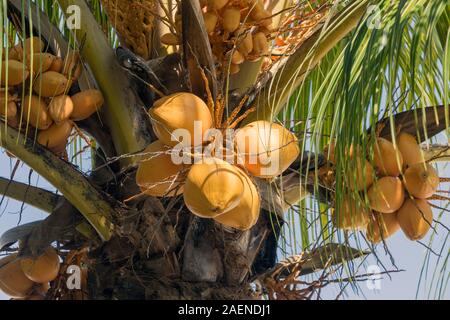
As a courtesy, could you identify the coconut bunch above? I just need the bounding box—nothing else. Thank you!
[136,92,299,230]
[161,0,272,75]
[1,36,104,157]
[328,132,440,243]
[0,247,60,300]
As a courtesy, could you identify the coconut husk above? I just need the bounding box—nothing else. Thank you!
[100,0,156,60]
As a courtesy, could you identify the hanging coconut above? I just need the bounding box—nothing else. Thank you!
[149,92,213,147]
[48,95,74,124]
[237,33,253,57]
[397,198,433,241]
[252,32,269,56]
[403,163,439,199]
[366,212,400,243]
[70,89,104,121]
[229,63,240,75]
[33,71,70,97]
[222,7,241,33]
[213,167,260,230]
[1,60,29,86]
[332,194,370,230]
[22,95,53,130]
[373,137,403,176]
[397,132,424,167]
[136,140,186,197]
[37,121,73,151]
[25,53,55,75]
[203,12,218,33]
[230,50,245,65]
[184,158,245,218]
[8,44,23,61]
[0,90,17,118]
[0,100,17,118]
[0,254,35,298]
[49,56,64,73]
[235,120,299,178]
[23,37,45,56]
[20,247,60,283]
[347,156,374,191]
[368,176,405,213]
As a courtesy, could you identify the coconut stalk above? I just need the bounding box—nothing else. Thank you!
[181,0,218,100]
[57,0,152,163]
[423,144,450,162]
[243,0,368,124]
[228,0,293,93]
[0,177,60,213]
[0,122,114,241]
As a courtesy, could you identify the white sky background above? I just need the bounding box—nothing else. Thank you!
[0,136,449,300]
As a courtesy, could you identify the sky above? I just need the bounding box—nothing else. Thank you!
[0,137,449,300]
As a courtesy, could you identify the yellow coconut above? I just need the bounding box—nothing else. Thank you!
[184,158,245,218]
[34,71,70,97]
[136,140,186,197]
[347,156,374,191]
[150,92,213,147]
[1,59,29,86]
[62,51,83,81]
[20,247,60,284]
[229,63,240,75]
[213,167,260,230]
[0,100,17,118]
[203,12,218,33]
[25,53,55,75]
[397,132,424,167]
[373,137,403,176]
[0,254,35,298]
[70,89,104,121]
[0,90,17,118]
[237,33,253,57]
[397,198,433,241]
[22,95,53,130]
[403,163,439,199]
[252,32,269,56]
[23,37,45,55]
[161,33,180,46]
[366,212,400,243]
[37,121,73,151]
[48,95,74,124]
[235,120,300,178]
[231,50,245,65]
[8,44,23,61]
[332,195,370,230]
[223,7,241,33]
[49,57,64,73]
[368,177,405,213]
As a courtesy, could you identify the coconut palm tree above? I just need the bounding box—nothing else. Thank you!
[0,0,448,300]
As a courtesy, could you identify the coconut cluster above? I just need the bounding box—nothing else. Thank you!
[328,132,439,243]
[1,36,104,157]
[0,247,60,299]
[136,92,299,231]
[162,0,272,75]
